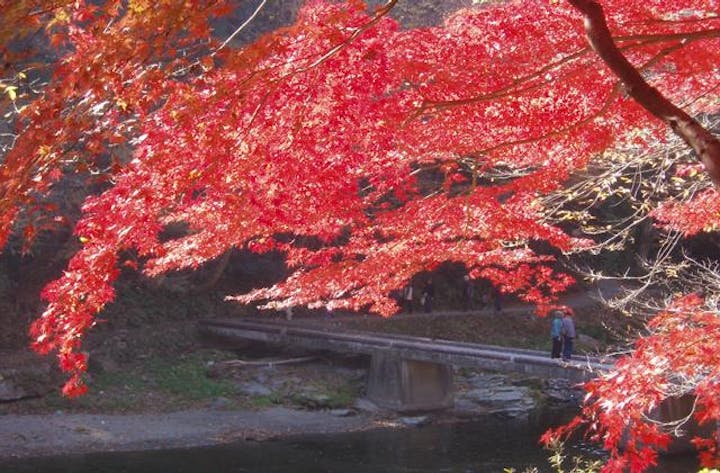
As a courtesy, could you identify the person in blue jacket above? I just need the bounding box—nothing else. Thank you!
[550,309,564,359]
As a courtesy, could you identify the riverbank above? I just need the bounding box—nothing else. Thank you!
[0,406,385,459]
[0,347,582,460]
[0,367,581,461]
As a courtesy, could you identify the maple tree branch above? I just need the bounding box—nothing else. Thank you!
[295,0,398,73]
[414,46,592,115]
[414,27,719,122]
[567,0,720,187]
[615,27,720,43]
[473,83,620,157]
[214,0,269,54]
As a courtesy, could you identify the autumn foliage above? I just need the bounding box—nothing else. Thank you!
[1,0,720,471]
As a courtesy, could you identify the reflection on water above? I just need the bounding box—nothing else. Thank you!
[3,409,697,473]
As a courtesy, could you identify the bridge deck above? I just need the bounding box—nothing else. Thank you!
[199,318,613,383]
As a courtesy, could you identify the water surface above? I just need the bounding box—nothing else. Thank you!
[3,410,697,473]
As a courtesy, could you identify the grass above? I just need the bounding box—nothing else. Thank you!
[0,341,369,416]
[0,350,238,415]
[249,393,283,409]
[323,384,358,408]
[289,381,359,409]
[146,354,236,401]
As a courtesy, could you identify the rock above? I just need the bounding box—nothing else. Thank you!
[544,378,583,404]
[463,386,526,404]
[292,390,332,409]
[399,415,431,427]
[459,384,536,416]
[354,398,381,412]
[452,398,485,414]
[491,407,533,419]
[329,408,356,417]
[463,373,506,389]
[0,377,26,401]
[236,382,273,397]
[253,371,270,385]
[208,396,232,410]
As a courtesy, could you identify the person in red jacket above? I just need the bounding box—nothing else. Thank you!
[561,308,577,361]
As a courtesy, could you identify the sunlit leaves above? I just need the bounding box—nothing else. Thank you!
[546,293,720,472]
[0,3,719,466]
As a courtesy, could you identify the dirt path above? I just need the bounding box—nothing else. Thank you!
[0,407,384,460]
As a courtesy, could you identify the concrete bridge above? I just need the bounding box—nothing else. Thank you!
[199,318,613,412]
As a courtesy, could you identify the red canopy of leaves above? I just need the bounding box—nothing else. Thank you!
[1,1,720,470]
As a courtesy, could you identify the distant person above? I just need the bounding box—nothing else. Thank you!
[550,310,563,358]
[402,283,414,314]
[561,308,577,361]
[481,287,491,310]
[492,287,503,314]
[462,275,474,311]
[421,279,435,313]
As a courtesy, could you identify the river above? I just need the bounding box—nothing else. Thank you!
[2,409,697,473]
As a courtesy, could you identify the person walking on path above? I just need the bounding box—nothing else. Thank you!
[462,275,474,312]
[492,286,503,314]
[561,308,577,361]
[421,279,435,313]
[550,310,564,358]
[401,283,414,314]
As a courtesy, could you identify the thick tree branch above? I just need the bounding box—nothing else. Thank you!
[568,0,720,187]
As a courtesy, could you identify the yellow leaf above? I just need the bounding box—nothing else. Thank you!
[37,145,51,157]
[128,0,149,14]
[5,86,17,101]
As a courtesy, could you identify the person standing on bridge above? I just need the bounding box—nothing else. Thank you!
[550,310,563,359]
[561,308,576,361]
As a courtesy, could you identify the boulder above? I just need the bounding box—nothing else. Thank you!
[292,390,333,409]
[399,415,431,427]
[460,385,536,416]
[544,378,582,404]
[236,381,273,397]
[354,397,381,412]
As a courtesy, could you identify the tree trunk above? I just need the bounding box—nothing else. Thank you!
[567,0,720,187]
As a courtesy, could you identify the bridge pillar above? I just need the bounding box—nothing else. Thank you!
[366,351,454,412]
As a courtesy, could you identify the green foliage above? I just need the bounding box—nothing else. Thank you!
[146,353,236,401]
[289,381,359,409]
[545,440,602,473]
[505,440,602,473]
[14,350,237,413]
[322,384,358,408]
[249,393,283,409]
